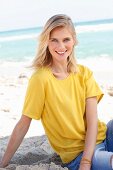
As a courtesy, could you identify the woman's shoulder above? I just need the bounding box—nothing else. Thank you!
[77,64,92,72]
[77,64,93,78]
[30,67,49,82]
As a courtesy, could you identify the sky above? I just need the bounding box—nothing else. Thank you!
[0,0,113,31]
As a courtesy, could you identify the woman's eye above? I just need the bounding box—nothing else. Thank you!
[51,39,57,42]
[64,38,70,42]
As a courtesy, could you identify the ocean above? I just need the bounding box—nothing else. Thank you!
[0,18,113,68]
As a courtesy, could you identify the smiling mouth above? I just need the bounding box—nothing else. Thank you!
[55,50,67,55]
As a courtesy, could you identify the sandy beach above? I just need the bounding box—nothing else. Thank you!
[0,60,113,170]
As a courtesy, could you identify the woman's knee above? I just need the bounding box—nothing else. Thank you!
[107,120,113,130]
[110,155,113,169]
[92,151,113,170]
[106,119,113,151]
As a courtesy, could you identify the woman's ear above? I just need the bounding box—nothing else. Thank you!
[74,39,78,46]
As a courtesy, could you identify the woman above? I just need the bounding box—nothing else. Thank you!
[0,14,113,170]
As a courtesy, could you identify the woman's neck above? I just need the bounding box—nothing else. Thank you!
[50,62,69,79]
[51,61,68,73]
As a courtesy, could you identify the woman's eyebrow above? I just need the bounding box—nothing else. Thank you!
[49,37,57,39]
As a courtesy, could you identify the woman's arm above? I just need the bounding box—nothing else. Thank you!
[79,96,98,170]
[0,115,32,168]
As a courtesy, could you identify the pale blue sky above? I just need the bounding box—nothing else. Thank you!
[0,0,113,31]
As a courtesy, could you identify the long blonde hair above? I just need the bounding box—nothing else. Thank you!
[32,14,78,73]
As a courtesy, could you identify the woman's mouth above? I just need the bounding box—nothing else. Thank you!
[55,51,67,55]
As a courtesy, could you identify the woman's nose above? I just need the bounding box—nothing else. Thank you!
[57,42,65,49]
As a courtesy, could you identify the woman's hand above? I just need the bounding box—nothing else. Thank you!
[79,163,91,170]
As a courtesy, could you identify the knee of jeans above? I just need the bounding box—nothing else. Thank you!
[110,155,113,169]
[91,155,98,170]
[92,152,98,165]
[107,120,113,129]
[92,152,113,170]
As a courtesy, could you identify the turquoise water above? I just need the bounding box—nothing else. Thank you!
[77,30,113,58]
[0,19,113,62]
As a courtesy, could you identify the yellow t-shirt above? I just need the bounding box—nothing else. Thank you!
[22,64,107,163]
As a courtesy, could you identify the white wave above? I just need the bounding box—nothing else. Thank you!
[0,33,38,42]
[0,23,113,42]
[76,23,113,33]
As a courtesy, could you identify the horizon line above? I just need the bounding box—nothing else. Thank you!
[0,17,113,33]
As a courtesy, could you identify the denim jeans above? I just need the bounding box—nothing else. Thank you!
[64,120,113,170]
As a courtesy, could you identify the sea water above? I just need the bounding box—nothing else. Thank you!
[0,18,113,69]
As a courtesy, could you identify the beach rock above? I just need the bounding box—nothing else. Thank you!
[4,162,68,170]
[40,139,55,154]
[18,73,28,79]
[17,73,28,84]
[107,86,113,96]
[0,136,67,170]
[1,109,10,112]
[15,162,68,170]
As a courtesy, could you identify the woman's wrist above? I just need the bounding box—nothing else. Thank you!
[80,157,92,166]
[81,157,91,163]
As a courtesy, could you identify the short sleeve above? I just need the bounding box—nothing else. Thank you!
[22,73,45,120]
[85,67,104,103]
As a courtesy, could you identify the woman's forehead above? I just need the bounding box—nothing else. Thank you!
[50,26,73,37]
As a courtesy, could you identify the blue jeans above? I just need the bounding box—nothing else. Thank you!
[64,120,113,170]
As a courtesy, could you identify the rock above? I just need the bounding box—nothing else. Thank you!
[0,136,67,170]
[15,163,68,170]
[40,139,55,154]
[18,74,28,79]
[107,86,113,96]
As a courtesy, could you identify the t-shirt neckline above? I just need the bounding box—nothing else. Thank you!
[48,68,72,81]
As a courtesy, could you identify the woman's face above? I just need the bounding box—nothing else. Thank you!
[48,26,75,64]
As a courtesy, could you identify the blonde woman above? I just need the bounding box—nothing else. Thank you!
[0,14,113,170]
